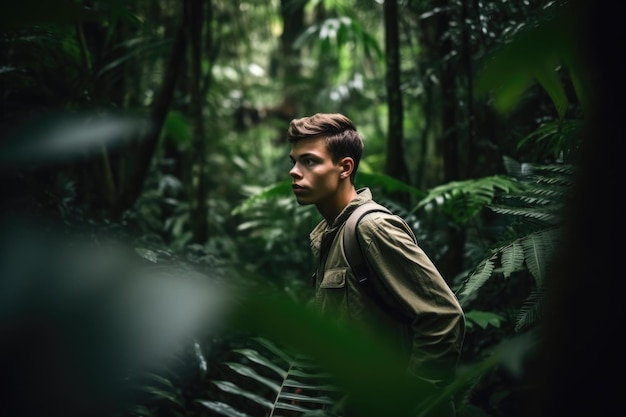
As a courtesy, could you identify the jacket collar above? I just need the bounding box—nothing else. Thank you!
[310,188,373,258]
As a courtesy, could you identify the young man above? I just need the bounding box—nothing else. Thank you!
[287,113,465,414]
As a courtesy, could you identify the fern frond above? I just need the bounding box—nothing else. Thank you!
[525,159,576,176]
[520,228,559,287]
[413,175,522,224]
[211,380,275,408]
[201,337,340,417]
[197,399,255,417]
[504,155,575,178]
[515,191,562,206]
[516,119,583,158]
[458,257,496,303]
[457,228,558,302]
[488,205,561,225]
[283,378,342,392]
[224,362,282,392]
[528,174,573,188]
[274,391,335,405]
[515,180,569,200]
[515,289,544,332]
[501,242,524,278]
[288,367,335,380]
[273,401,318,414]
[254,336,296,364]
[132,385,185,407]
[233,348,288,378]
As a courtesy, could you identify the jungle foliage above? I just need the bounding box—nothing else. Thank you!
[0,1,612,417]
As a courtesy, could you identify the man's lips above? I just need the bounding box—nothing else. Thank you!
[292,184,306,193]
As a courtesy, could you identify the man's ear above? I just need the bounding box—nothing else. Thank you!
[339,157,354,179]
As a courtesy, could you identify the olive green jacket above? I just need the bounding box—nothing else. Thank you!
[310,188,465,383]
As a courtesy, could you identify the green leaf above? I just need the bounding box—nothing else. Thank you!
[515,290,544,332]
[276,391,334,405]
[521,229,558,287]
[136,386,183,407]
[356,172,424,199]
[533,62,568,120]
[224,362,281,393]
[135,247,159,263]
[475,3,576,116]
[162,110,192,146]
[274,402,317,412]
[501,242,524,278]
[253,337,295,364]
[233,348,288,378]
[413,175,520,223]
[211,380,274,409]
[231,290,439,417]
[459,257,496,302]
[196,400,254,417]
[231,180,292,215]
[464,310,506,330]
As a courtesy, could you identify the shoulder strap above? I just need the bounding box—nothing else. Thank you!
[343,202,391,283]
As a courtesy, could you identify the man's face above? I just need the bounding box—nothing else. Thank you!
[289,137,342,206]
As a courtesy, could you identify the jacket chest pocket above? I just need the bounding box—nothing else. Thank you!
[316,268,350,315]
[319,268,347,289]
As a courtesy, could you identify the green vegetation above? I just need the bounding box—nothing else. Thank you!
[1,1,616,416]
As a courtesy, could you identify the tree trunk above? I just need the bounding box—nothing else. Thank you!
[110,2,188,220]
[460,0,475,178]
[187,0,208,243]
[430,0,465,280]
[383,0,410,188]
[277,0,305,121]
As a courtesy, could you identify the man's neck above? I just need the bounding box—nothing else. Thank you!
[318,185,358,224]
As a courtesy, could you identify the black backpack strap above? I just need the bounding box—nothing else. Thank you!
[343,202,391,283]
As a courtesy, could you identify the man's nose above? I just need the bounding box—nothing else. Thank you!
[289,164,301,178]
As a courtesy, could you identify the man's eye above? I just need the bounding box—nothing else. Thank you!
[304,158,315,166]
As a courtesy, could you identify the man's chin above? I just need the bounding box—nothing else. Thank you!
[294,196,312,206]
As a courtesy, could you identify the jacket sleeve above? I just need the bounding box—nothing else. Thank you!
[357,213,465,384]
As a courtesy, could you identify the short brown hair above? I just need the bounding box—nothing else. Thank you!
[287,113,363,183]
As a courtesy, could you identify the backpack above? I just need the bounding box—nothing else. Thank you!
[342,201,392,284]
[342,202,416,321]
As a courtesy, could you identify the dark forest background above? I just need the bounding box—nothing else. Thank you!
[0,1,622,416]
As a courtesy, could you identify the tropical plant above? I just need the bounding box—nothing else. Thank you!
[453,157,573,331]
[0,1,595,417]
[198,337,341,417]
